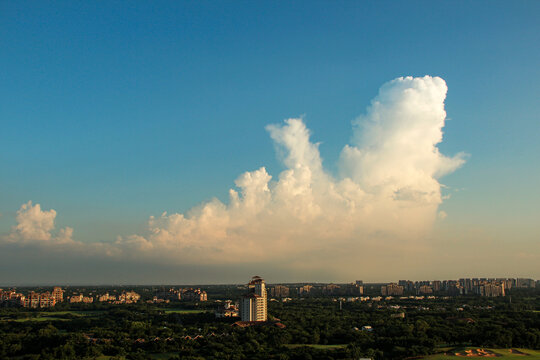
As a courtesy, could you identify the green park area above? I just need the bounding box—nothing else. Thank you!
[161,308,209,314]
[0,310,105,322]
[285,344,348,350]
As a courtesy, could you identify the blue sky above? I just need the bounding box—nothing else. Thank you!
[1,1,539,283]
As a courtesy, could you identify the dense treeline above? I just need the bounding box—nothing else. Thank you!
[0,292,538,359]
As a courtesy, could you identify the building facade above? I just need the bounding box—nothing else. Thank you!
[240,276,267,322]
[381,283,404,296]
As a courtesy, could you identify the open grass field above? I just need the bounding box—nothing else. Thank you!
[97,357,176,360]
[285,344,348,350]
[41,310,105,316]
[149,353,178,359]
[0,310,105,322]
[422,347,540,359]
[161,308,209,314]
[1,308,208,322]
[11,316,70,322]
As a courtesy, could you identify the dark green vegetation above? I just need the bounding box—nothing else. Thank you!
[421,347,540,359]
[0,290,539,359]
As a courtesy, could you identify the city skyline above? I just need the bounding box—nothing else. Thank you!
[1,2,539,284]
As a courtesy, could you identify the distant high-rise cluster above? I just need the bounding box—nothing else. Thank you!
[297,284,313,295]
[292,282,363,297]
[240,276,267,322]
[149,287,208,303]
[322,283,364,295]
[516,278,536,288]
[386,278,536,297]
[381,283,404,296]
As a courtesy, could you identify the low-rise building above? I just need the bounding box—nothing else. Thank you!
[22,291,56,308]
[98,293,117,302]
[182,288,207,302]
[70,294,94,303]
[52,286,64,303]
[0,289,24,306]
[118,291,140,303]
[215,300,239,318]
[155,288,182,301]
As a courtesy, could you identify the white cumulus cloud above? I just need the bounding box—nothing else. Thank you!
[0,76,467,281]
[112,75,466,275]
[4,201,74,244]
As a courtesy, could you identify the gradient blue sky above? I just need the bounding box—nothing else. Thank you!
[1,1,539,283]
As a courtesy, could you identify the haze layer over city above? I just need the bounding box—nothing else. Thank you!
[1,1,539,285]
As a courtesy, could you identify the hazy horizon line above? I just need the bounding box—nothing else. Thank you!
[2,277,536,289]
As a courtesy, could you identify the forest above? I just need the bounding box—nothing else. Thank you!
[0,288,539,359]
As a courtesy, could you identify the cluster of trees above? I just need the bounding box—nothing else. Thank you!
[0,291,538,359]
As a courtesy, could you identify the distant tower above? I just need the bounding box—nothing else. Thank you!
[240,276,267,322]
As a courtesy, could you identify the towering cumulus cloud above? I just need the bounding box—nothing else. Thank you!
[0,76,464,280]
[115,76,465,274]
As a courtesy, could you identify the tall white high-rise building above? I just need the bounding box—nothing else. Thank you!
[240,276,267,322]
